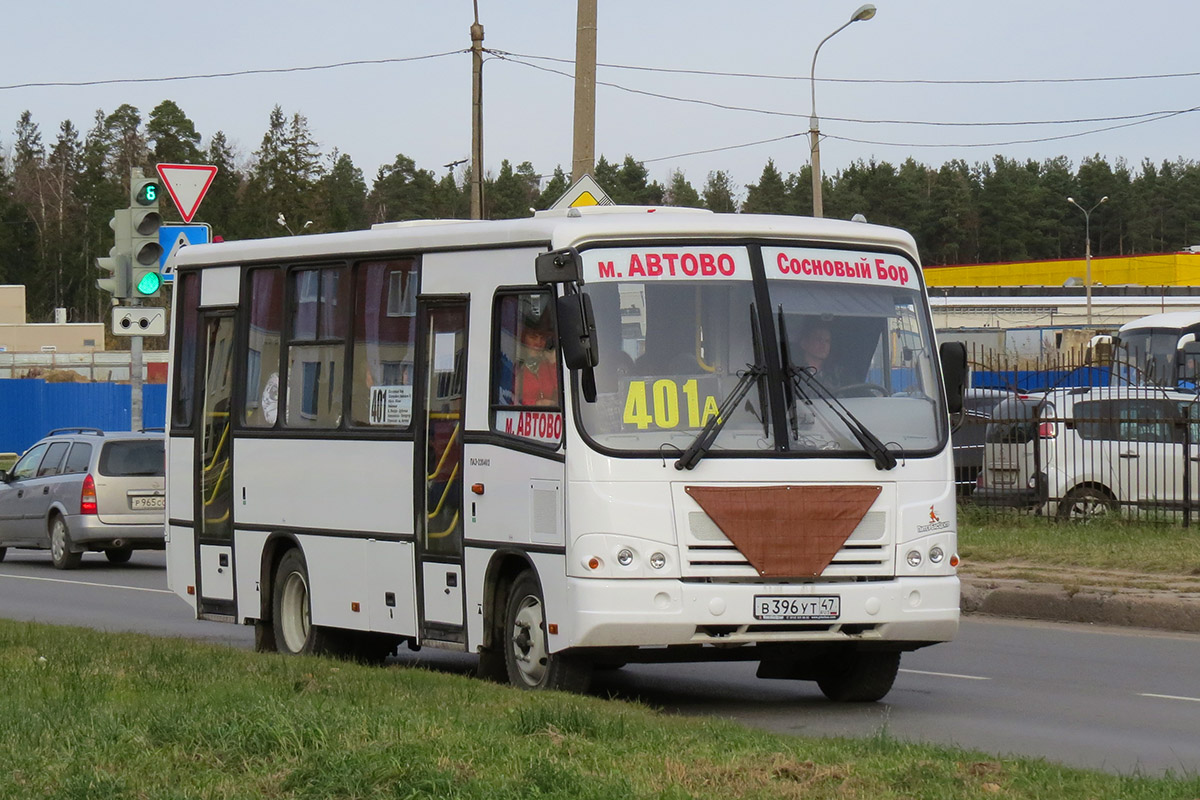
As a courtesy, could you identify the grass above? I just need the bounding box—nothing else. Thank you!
[1,619,1198,799]
[958,505,1200,584]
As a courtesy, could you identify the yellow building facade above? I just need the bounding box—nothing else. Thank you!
[924,252,1200,288]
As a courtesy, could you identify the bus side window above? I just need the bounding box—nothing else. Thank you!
[285,266,348,429]
[242,267,285,428]
[172,271,200,430]
[491,291,562,439]
[351,259,418,428]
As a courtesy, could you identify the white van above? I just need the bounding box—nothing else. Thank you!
[975,386,1200,519]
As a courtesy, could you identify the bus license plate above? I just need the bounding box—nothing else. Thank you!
[130,496,165,510]
[754,595,840,621]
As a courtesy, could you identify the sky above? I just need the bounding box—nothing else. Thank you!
[4,1,1199,203]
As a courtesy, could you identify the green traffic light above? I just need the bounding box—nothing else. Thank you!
[135,271,162,296]
[135,181,160,206]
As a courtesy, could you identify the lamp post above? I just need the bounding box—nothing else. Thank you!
[1067,195,1108,326]
[277,213,313,236]
[809,3,876,218]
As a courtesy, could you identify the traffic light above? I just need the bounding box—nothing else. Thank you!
[96,209,132,299]
[129,173,164,297]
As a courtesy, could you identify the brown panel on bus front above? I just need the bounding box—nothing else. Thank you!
[685,485,882,578]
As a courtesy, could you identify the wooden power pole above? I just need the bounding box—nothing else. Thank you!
[470,3,485,219]
[571,0,597,183]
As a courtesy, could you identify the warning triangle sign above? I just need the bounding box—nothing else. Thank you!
[156,163,218,223]
[550,175,614,210]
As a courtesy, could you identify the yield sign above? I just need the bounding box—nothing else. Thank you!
[156,163,218,223]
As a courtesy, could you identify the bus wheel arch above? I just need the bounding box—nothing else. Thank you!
[477,552,534,681]
[254,533,301,652]
[269,542,341,657]
[502,568,592,692]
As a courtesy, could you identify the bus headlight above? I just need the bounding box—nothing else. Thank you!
[649,552,667,570]
[616,548,634,567]
[929,545,945,564]
[906,549,923,568]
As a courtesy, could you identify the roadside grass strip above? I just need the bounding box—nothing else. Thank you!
[1,620,1197,799]
[958,507,1200,577]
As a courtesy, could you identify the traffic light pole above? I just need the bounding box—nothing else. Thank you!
[131,318,143,430]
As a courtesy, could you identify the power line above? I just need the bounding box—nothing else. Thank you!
[493,50,1200,87]
[0,51,466,91]
[823,107,1199,149]
[636,109,1199,166]
[489,51,1200,130]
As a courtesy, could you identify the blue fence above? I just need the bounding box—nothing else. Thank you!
[0,380,167,455]
[970,367,1111,393]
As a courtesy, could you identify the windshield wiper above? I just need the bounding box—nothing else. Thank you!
[777,308,897,471]
[675,305,767,471]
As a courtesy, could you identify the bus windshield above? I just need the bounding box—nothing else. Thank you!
[1112,329,1185,387]
[575,244,944,457]
[578,257,771,454]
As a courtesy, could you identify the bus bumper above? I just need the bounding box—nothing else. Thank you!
[559,575,959,650]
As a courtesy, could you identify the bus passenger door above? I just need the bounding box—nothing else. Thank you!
[415,299,468,642]
[195,313,236,617]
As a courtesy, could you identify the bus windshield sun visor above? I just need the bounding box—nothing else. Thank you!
[777,308,897,471]
[674,305,767,471]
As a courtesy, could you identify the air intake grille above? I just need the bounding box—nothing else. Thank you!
[684,510,891,579]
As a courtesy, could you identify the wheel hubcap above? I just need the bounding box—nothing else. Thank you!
[51,522,66,562]
[279,571,310,653]
[511,594,547,685]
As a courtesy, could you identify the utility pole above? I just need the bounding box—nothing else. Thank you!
[470,1,485,219]
[571,0,597,183]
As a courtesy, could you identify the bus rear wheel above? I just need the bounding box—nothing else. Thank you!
[503,571,591,692]
[816,650,901,702]
[271,548,340,656]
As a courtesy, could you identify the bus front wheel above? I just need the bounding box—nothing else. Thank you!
[816,650,901,702]
[503,571,591,692]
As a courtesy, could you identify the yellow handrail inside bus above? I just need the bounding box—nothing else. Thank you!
[426,509,460,539]
[203,416,230,474]
[427,462,460,519]
[204,458,231,506]
[426,422,460,480]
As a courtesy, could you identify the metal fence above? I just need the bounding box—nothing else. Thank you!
[0,380,167,456]
[953,346,1200,525]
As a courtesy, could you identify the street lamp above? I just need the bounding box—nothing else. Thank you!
[1067,195,1108,326]
[809,3,876,218]
[277,213,313,236]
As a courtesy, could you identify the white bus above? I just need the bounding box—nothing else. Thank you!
[165,206,967,701]
[1100,312,1200,388]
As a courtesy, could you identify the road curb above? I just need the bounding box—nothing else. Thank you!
[960,576,1200,633]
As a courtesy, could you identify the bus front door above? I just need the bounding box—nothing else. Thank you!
[195,313,236,617]
[415,300,468,643]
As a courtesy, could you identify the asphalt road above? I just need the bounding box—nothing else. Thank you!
[1,549,1198,776]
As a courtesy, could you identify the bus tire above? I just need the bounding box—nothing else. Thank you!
[816,650,900,702]
[503,571,591,692]
[271,548,340,656]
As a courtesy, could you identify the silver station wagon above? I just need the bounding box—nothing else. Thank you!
[0,428,165,568]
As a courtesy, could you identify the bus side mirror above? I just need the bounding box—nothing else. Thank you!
[536,248,582,284]
[939,341,967,414]
[556,293,599,370]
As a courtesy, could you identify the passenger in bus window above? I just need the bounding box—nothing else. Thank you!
[516,313,559,407]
